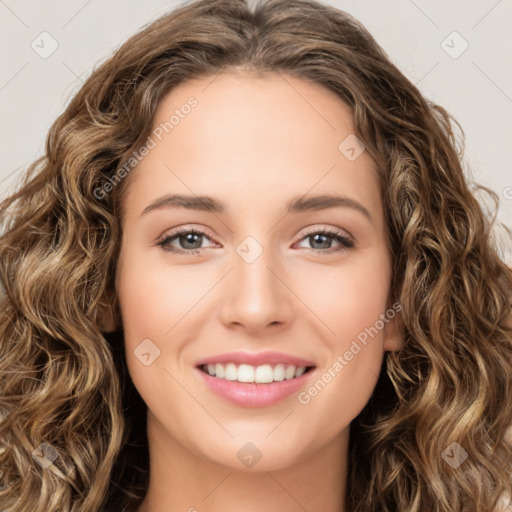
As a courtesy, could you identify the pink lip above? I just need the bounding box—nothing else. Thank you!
[194,366,316,408]
[195,350,316,368]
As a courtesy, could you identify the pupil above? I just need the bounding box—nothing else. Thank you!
[182,233,201,249]
[311,233,330,249]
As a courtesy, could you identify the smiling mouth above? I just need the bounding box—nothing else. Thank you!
[197,363,316,384]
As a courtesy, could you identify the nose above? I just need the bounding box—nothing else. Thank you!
[218,245,294,334]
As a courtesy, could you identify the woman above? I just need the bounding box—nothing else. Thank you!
[1,0,511,510]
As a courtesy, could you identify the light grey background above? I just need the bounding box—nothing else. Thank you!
[1,0,511,261]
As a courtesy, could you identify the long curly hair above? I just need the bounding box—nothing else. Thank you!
[1,0,511,510]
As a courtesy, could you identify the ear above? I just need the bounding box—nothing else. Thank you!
[383,314,404,352]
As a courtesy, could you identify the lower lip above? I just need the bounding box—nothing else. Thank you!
[194,367,315,408]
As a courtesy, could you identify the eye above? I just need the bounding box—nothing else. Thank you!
[294,227,354,254]
[156,226,217,255]
[156,226,354,256]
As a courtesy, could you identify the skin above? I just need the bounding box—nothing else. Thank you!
[113,71,403,512]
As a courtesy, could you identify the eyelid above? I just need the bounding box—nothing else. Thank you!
[299,224,354,243]
[156,224,219,247]
[158,224,353,242]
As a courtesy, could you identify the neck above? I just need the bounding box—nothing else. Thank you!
[137,411,348,512]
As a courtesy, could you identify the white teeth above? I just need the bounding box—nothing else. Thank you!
[201,363,310,383]
[215,363,225,379]
[224,363,238,381]
[273,363,285,381]
[295,367,306,377]
[284,365,296,380]
[254,364,273,383]
[238,364,255,383]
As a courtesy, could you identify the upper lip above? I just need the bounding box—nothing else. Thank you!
[195,351,316,368]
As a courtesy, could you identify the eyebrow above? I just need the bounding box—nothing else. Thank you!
[140,193,373,223]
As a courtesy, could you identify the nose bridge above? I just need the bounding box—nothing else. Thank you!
[219,234,292,330]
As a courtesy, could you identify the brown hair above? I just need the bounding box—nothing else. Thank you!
[1,0,511,510]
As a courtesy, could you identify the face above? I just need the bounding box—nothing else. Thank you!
[115,71,399,471]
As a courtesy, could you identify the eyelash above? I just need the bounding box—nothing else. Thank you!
[156,225,354,256]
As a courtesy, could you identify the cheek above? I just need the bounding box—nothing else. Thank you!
[116,252,176,418]
[294,252,391,424]
[297,247,391,343]
[297,347,384,448]
[115,247,215,402]
[116,247,209,340]
[334,263,390,342]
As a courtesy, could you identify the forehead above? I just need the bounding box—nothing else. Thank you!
[121,72,381,224]
[152,71,360,161]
